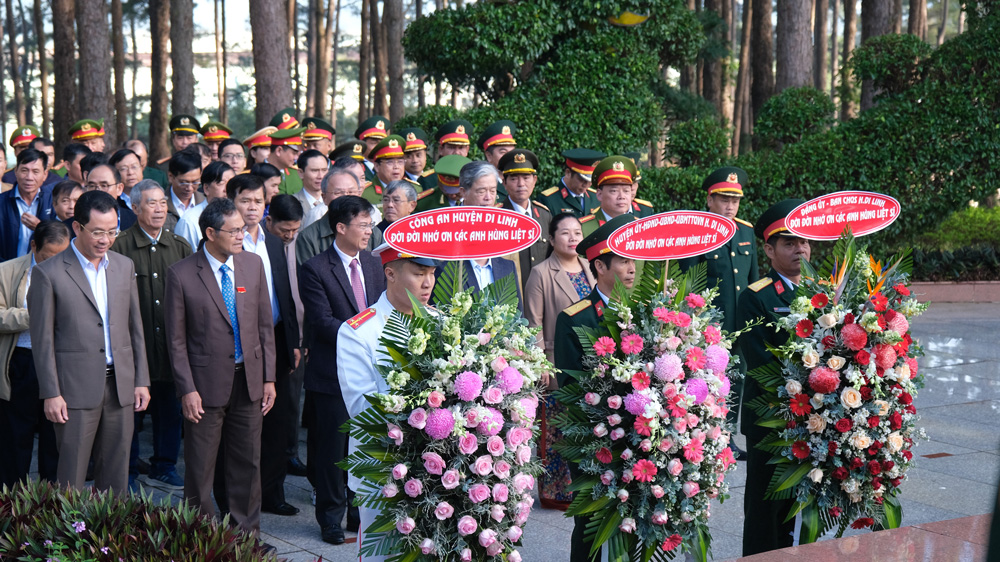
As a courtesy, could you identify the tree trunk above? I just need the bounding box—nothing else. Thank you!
[305,0,317,116]
[891,0,902,33]
[359,0,370,122]
[222,0,228,121]
[370,0,388,117]
[385,0,404,122]
[702,0,724,115]
[250,0,294,128]
[0,26,6,145]
[19,0,34,125]
[860,0,892,110]
[776,0,813,91]
[831,0,838,100]
[76,0,113,140]
[215,0,226,121]
[936,0,948,45]
[51,0,75,151]
[957,7,964,34]
[907,0,926,39]
[129,9,137,137]
[5,0,25,125]
[750,0,774,122]
[170,0,194,115]
[841,0,857,119]
[290,0,301,115]
[732,0,751,155]
[415,0,424,108]
[33,0,50,136]
[148,0,169,158]
[814,0,828,91]
[112,0,127,145]
[330,0,340,126]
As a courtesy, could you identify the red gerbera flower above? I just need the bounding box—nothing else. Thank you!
[631,371,651,391]
[789,393,813,416]
[792,441,811,459]
[634,416,654,437]
[795,319,815,338]
[872,293,889,311]
[661,534,682,552]
[829,506,843,517]
[851,517,874,529]
[811,293,829,308]
[893,283,910,296]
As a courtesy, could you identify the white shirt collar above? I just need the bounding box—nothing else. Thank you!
[70,238,109,271]
[203,246,235,272]
[595,286,611,305]
[333,239,361,267]
[141,226,163,244]
[509,199,530,215]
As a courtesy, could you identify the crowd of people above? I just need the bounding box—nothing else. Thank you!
[0,109,810,559]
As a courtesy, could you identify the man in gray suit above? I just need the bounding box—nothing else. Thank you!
[165,197,276,534]
[28,190,151,493]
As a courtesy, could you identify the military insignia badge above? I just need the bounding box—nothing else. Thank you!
[388,139,399,148]
[727,173,739,184]
[21,128,30,136]
[613,161,625,172]
[209,125,218,133]
[501,126,511,135]
[305,121,315,129]
[456,125,466,134]
[180,117,190,126]
[376,120,385,130]
[406,132,417,141]
[353,144,363,154]
[282,114,291,123]
[81,123,92,131]
[514,153,526,163]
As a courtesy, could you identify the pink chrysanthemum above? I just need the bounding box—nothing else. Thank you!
[632,459,658,482]
[476,407,505,436]
[593,337,617,357]
[718,374,731,396]
[685,293,706,309]
[624,392,651,416]
[685,378,709,404]
[703,325,722,345]
[496,367,524,394]
[425,408,456,440]
[685,347,707,371]
[704,345,729,376]
[808,366,841,394]
[885,310,909,334]
[454,371,484,402]
[654,354,684,382]
[841,323,868,351]
[621,333,644,355]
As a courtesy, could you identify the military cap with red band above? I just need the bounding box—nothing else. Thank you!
[200,121,233,142]
[270,127,305,147]
[9,125,39,148]
[373,242,437,267]
[577,214,636,261]
[399,127,429,152]
[434,155,471,194]
[593,155,637,188]
[302,117,336,140]
[436,119,473,146]
[703,166,747,197]
[69,119,105,141]
[269,107,300,130]
[562,148,606,181]
[243,126,278,149]
[368,134,406,160]
[755,198,806,242]
[477,120,517,152]
[355,115,391,141]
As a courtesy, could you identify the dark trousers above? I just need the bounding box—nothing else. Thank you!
[184,366,263,534]
[0,347,58,488]
[568,462,598,562]
[261,322,293,506]
[307,389,356,530]
[742,426,795,555]
[129,379,183,477]
[284,359,305,460]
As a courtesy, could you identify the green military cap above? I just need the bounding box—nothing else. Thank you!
[367,134,406,161]
[624,151,643,181]
[269,127,306,147]
[497,148,539,175]
[703,166,748,197]
[169,114,201,135]
[200,121,234,142]
[9,125,40,147]
[562,148,607,181]
[756,198,806,242]
[435,154,471,194]
[399,127,430,152]
[577,214,636,261]
[269,107,299,130]
[592,155,638,188]
[355,115,391,140]
[302,117,336,141]
[477,120,517,152]
[435,119,473,146]
[330,139,368,161]
[69,119,105,140]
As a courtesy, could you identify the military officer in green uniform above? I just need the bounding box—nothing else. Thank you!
[737,198,810,557]
[156,115,201,172]
[354,115,390,181]
[302,117,336,156]
[200,121,234,161]
[580,155,639,237]
[536,148,605,218]
[269,106,300,131]
[677,166,758,458]
[477,120,517,200]
[269,127,306,195]
[434,119,473,159]
[624,151,655,217]
[398,127,436,191]
[362,134,417,207]
[69,118,108,153]
[329,139,367,163]
[497,148,551,289]
[416,154,469,212]
[553,213,637,562]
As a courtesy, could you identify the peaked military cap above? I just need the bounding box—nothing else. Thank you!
[368,134,406,160]
[399,127,429,152]
[562,148,607,181]
[373,242,437,268]
[200,121,233,141]
[497,149,539,176]
[355,115,390,140]
[592,155,638,188]
[69,119,105,140]
[269,107,299,130]
[435,119,474,146]
[577,214,636,261]
[269,127,305,147]
[330,139,368,161]
[756,198,806,242]
[302,117,336,140]
[434,154,471,194]
[169,114,201,135]
[703,166,748,197]
[243,126,278,148]
[9,125,39,147]
[477,120,517,152]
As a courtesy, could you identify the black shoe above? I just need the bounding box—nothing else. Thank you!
[262,501,300,516]
[322,525,346,545]
[136,458,151,475]
[732,443,748,461]
[287,457,308,477]
[346,507,361,533]
[260,542,277,555]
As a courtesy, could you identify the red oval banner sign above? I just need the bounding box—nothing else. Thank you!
[608,211,737,260]
[383,207,541,260]
[786,191,901,240]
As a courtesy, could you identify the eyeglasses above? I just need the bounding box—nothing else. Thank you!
[116,164,141,174]
[220,153,246,162]
[177,181,202,189]
[86,182,118,191]
[350,222,374,232]
[382,197,412,205]
[216,225,249,237]
[78,223,120,240]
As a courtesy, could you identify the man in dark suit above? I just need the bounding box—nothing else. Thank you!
[1,148,55,262]
[164,197,276,534]
[28,190,151,493]
[298,195,385,545]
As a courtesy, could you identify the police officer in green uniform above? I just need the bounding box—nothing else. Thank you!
[269,106,300,131]
[329,139,367,163]
[536,148,605,218]
[677,166,758,458]
[269,127,306,195]
[200,121,234,161]
[623,151,655,218]
[156,115,201,172]
[553,213,637,562]
[416,154,469,212]
[355,115,391,181]
[497,148,551,289]
[398,127,436,191]
[302,117,336,156]
[580,155,639,237]
[737,198,810,557]
[362,134,414,206]
[477,120,517,200]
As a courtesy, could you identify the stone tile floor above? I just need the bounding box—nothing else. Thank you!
[55,302,1000,560]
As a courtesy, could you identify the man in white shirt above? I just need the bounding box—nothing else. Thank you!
[293,150,329,216]
[165,151,205,228]
[174,163,235,250]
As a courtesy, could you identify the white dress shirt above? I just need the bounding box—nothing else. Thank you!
[203,248,241,363]
[242,225,280,325]
[170,189,198,217]
[174,199,208,249]
[470,259,495,290]
[70,240,113,365]
[15,254,36,349]
[333,240,366,297]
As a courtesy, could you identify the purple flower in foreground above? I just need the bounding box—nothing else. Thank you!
[72,520,86,533]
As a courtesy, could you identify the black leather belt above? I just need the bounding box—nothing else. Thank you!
[235,363,245,373]
[105,364,115,377]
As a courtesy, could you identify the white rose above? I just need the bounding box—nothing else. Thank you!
[806,413,827,433]
[786,380,803,395]
[849,431,872,450]
[817,313,838,329]
[808,468,824,483]
[887,432,905,453]
[802,349,820,368]
[840,387,863,409]
[827,356,846,370]
[811,393,825,409]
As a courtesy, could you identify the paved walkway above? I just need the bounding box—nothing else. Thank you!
[72,302,1000,560]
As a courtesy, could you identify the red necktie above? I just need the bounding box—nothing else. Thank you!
[350,258,367,311]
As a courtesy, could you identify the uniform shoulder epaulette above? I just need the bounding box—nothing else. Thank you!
[156,156,170,165]
[417,188,436,200]
[587,187,597,194]
[634,198,653,208]
[562,300,591,317]
[531,200,550,211]
[238,169,251,174]
[541,186,559,197]
[589,206,601,214]
[579,214,596,224]
[421,169,435,177]
[346,307,377,329]
[747,277,773,293]
[362,180,373,189]
[405,177,420,186]
[734,217,753,228]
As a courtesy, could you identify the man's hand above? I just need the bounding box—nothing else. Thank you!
[134,386,151,412]
[182,391,204,423]
[44,396,69,424]
[261,382,276,415]
[21,212,40,230]
[293,348,302,370]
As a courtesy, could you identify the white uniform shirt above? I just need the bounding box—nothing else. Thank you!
[174,199,208,250]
